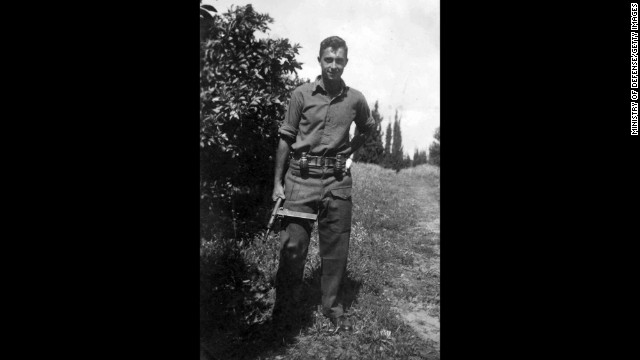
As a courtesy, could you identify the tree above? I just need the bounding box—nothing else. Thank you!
[428,127,440,167]
[420,150,428,165]
[200,1,217,41]
[384,121,392,158]
[200,4,306,240]
[383,122,392,168]
[412,148,420,167]
[403,154,412,169]
[391,110,404,172]
[353,100,384,164]
[412,148,427,166]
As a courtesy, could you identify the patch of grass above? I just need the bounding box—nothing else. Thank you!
[200,162,440,359]
[277,293,438,360]
[352,164,420,232]
[411,241,436,258]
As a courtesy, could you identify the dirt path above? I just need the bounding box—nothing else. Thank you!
[384,177,441,351]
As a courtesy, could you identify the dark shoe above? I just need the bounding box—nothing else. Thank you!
[270,313,293,333]
[271,304,303,333]
[330,315,353,332]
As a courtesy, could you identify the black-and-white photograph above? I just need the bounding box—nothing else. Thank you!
[200,0,440,358]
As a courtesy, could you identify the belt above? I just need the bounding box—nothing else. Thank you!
[292,155,338,167]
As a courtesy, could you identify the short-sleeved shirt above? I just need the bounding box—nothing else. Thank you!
[279,76,376,157]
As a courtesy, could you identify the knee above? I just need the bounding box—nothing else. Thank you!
[282,241,305,261]
[279,222,310,261]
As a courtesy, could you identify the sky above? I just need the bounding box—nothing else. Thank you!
[203,0,440,157]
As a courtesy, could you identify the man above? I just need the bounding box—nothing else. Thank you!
[271,36,375,331]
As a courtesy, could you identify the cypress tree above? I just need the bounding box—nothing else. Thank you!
[383,121,392,168]
[391,110,404,172]
[353,101,385,164]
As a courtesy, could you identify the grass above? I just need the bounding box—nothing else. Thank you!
[200,163,440,359]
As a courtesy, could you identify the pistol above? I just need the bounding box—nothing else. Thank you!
[263,197,318,242]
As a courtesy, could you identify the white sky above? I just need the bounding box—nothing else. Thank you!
[203,0,440,156]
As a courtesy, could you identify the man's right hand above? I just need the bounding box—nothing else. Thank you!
[272,183,285,201]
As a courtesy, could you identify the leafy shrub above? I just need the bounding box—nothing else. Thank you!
[428,127,440,167]
[200,4,307,242]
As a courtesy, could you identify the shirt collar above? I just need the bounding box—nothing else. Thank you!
[313,75,347,95]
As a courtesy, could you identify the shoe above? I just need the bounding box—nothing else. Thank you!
[330,315,353,332]
[271,305,302,333]
[270,314,293,333]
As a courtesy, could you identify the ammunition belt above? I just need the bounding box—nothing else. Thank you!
[291,154,345,171]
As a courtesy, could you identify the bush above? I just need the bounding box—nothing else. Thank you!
[200,4,307,242]
[428,127,440,167]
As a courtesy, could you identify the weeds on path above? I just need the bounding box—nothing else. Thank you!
[200,163,440,359]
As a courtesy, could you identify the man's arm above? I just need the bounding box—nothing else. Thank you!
[272,138,291,201]
[348,131,368,157]
[273,87,302,201]
[347,95,375,159]
[342,131,368,171]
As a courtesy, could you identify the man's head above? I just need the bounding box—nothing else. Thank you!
[318,36,349,84]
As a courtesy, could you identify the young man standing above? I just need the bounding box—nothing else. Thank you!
[271,36,375,331]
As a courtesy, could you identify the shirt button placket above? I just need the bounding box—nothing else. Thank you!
[320,95,332,146]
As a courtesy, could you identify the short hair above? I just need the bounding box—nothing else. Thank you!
[319,36,348,58]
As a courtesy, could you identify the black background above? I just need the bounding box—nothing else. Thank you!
[6,2,636,359]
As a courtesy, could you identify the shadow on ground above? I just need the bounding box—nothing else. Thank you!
[200,253,362,360]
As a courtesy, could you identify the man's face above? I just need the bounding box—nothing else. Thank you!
[318,47,348,83]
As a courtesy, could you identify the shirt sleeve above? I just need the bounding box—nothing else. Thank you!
[278,88,303,144]
[355,95,376,136]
